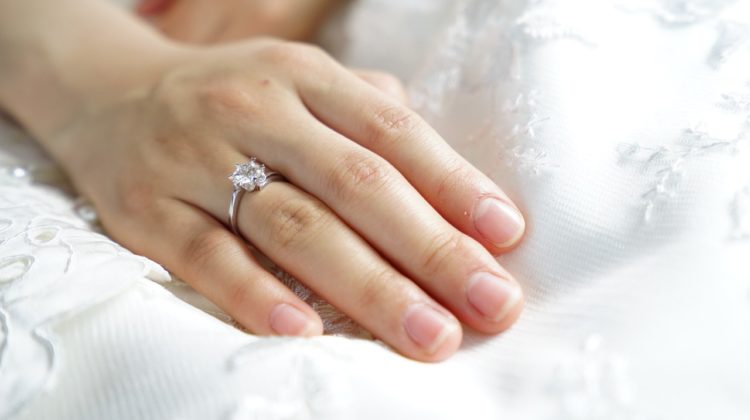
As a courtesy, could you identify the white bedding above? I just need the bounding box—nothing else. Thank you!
[2,0,750,419]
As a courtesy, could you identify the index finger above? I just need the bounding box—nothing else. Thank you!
[297,68,526,255]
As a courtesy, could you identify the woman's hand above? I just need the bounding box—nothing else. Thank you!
[54,39,525,361]
[0,0,525,362]
[135,0,341,43]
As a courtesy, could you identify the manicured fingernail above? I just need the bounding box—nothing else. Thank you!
[473,197,525,248]
[270,303,315,336]
[466,272,522,322]
[403,303,459,354]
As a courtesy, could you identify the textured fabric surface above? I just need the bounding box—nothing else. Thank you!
[2,0,750,419]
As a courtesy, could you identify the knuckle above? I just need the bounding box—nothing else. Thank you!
[356,266,395,311]
[364,105,419,148]
[195,79,261,118]
[329,152,393,201]
[150,67,261,121]
[149,68,202,120]
[435,161,471,200]
[226,278,253,313]
[151,134,197,165]
[267,197,330,249]
[421,231,469,278]
[182,228,229,270]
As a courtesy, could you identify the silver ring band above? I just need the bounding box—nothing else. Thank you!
[227,158,284,235]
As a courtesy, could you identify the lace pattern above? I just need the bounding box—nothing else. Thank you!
[0,177,169,419]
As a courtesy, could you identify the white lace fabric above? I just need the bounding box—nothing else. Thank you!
[2,1,750,419]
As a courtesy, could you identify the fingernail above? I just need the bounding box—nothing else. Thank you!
[473,197,525,248]
[466,272,522,322]
[270,303,315,336]
[403,303,459,354]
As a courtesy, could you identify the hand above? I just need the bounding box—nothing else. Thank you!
[42,38,526,362]
[135,0,341,43]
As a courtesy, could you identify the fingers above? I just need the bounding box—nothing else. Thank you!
[233,181,462,361]
[351,69,408,104]
[297,66,526,255]
[117,198,323,337]
[170,144,464,360]
[229,113,523,334]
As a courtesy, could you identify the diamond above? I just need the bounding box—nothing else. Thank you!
[229,158,269,191]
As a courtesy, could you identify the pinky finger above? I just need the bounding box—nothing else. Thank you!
[130,199,323,337]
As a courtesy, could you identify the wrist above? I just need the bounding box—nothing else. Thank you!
[9,40,191,141]
[0,0,195,144]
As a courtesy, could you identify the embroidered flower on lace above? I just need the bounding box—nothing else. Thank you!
[499,110,556,176]
[465,91,556,176]
[618,125,747,223]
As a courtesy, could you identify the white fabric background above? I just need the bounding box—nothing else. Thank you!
[2,0,750,419]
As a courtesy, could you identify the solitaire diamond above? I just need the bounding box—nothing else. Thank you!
[229,158,269,191]
[227,156,284,235]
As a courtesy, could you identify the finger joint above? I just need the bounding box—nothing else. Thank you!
[421,231,467,279]
[364,105,419,148]
[435,161,471,203]
[182,228,231,273]
[356,265,397,312]
[266,196,330,250]
[328,152,394,202]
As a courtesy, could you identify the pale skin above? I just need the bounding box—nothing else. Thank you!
[0,0,526,362]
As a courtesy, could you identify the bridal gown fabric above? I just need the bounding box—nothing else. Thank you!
[2,0,750,418]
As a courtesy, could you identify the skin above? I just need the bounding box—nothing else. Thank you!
[0,0,526,362]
